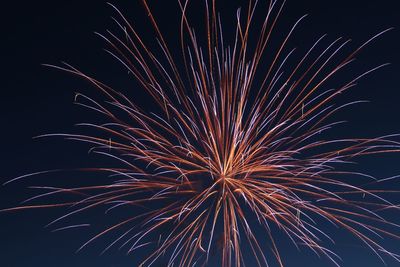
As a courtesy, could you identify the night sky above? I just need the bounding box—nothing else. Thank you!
[1,1,400,266]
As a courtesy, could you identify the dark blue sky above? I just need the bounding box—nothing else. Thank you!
[1,1,400,266]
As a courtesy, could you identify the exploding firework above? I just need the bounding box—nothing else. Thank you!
[4,0,400,266]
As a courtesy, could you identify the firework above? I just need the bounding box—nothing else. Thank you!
[4,0,400,266]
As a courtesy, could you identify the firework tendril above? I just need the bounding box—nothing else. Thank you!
[4,0,400,266]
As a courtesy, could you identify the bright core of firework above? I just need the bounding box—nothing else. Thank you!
[5,0,400,266]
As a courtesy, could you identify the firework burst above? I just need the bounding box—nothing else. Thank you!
[4,0,400,266]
